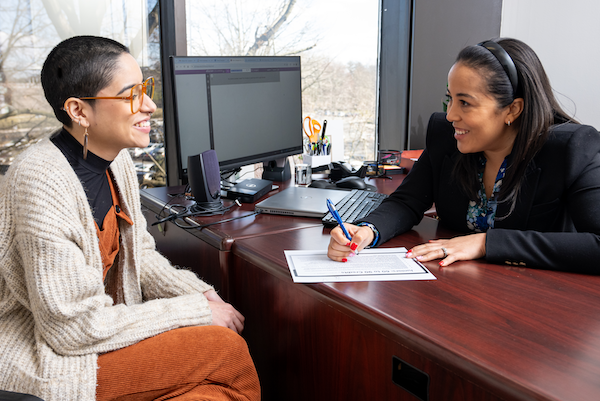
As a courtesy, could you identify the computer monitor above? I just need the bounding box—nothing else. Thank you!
[170,55,303,181]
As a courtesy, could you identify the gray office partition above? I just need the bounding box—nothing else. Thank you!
[406,0,502,149]
[377,0,413,154]
[377,0,502,151]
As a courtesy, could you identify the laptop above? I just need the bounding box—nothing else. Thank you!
[255,186,349,218]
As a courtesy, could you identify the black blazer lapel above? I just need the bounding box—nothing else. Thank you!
[496,161,541,230]
[435,152,471,232]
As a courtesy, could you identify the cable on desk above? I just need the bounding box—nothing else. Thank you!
[152,198,242,226]
[156,183,197,224]
[175,210,262,230]
[152,188,193,228]
[166,184,192,198]
[220,167,264,191]
[220,168,242,190]
[153,177,259,228]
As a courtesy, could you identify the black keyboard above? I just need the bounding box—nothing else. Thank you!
[322,189,388,227]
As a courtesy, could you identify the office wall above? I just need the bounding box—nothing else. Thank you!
[407,0,503,149]
[378,0,412,153]
[501,0,600,130]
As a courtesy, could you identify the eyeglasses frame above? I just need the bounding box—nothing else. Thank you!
[79,77,155,114]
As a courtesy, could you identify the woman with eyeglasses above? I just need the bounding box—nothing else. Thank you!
[328,38,600,273]
[0,36,259,400]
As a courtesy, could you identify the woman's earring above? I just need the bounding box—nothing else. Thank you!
[507,120,511,126]
[83,127,89,160]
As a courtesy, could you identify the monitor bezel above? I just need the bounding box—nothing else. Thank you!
[169,55,303,182]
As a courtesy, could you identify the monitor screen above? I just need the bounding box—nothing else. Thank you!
[170,56,303,179]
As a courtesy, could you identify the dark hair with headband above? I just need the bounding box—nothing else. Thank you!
[452,37,575,215]
[478,40,520,97]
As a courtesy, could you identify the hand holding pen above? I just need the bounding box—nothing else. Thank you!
[326,199,375,262]
[326,199,351,240]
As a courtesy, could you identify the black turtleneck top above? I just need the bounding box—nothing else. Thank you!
[51,129,112,229]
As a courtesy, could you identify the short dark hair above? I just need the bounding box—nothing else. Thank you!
[41,36,129,127]
[452,38,575,215]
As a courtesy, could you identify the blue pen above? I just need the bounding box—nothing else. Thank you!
[326,198,352,241]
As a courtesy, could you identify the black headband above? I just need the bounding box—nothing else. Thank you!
[478,40,519,96]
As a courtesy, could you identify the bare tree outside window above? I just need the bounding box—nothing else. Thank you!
[186,0,378,169]
[0,0,164,188]
[0,0,378,189]
[0,0,60,177]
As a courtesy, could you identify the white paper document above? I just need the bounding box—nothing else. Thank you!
[284,247,436,283]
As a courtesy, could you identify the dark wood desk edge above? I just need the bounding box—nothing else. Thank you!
[141,187,333,251]
[231,236,549,401]
[141,188,238,251]
[140,187,169,213]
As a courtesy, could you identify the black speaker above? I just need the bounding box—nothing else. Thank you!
[187,150,221,204]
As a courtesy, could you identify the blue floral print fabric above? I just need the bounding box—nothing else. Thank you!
[466,157,508,232]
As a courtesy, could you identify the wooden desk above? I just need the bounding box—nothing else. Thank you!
[141,177,600,400]
[140,175,404,296]
[141,182,324,297]
[230,219,600,400]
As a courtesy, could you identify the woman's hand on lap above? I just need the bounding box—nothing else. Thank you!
[205,289,245,334]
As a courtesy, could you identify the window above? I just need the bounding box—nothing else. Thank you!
[0,0,164,187]
[185,0,379,169]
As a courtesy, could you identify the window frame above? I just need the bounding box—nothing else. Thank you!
[161,0,414,185]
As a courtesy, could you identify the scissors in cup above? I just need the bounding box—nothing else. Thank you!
[303,116,322,143]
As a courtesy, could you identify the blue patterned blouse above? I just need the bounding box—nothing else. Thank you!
[466,157,508,232]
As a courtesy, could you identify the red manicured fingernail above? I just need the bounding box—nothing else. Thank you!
[350,243,358,251]
[342,258,348,263]
[345,242,352,247]
[439,261,444,266]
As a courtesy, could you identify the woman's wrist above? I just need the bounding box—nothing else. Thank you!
[357,222,380,248]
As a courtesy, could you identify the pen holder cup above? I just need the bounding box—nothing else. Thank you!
[302,153,331,168]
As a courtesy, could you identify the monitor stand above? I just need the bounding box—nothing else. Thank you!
[262,158,291,182]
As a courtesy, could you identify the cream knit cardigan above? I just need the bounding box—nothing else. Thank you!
[0,139,214,400]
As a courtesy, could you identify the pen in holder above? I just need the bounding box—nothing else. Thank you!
[303,135,331,167]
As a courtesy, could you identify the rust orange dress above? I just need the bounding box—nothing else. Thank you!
[95,173,260,401]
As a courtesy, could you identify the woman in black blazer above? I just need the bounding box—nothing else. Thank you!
[328,38,600,273]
